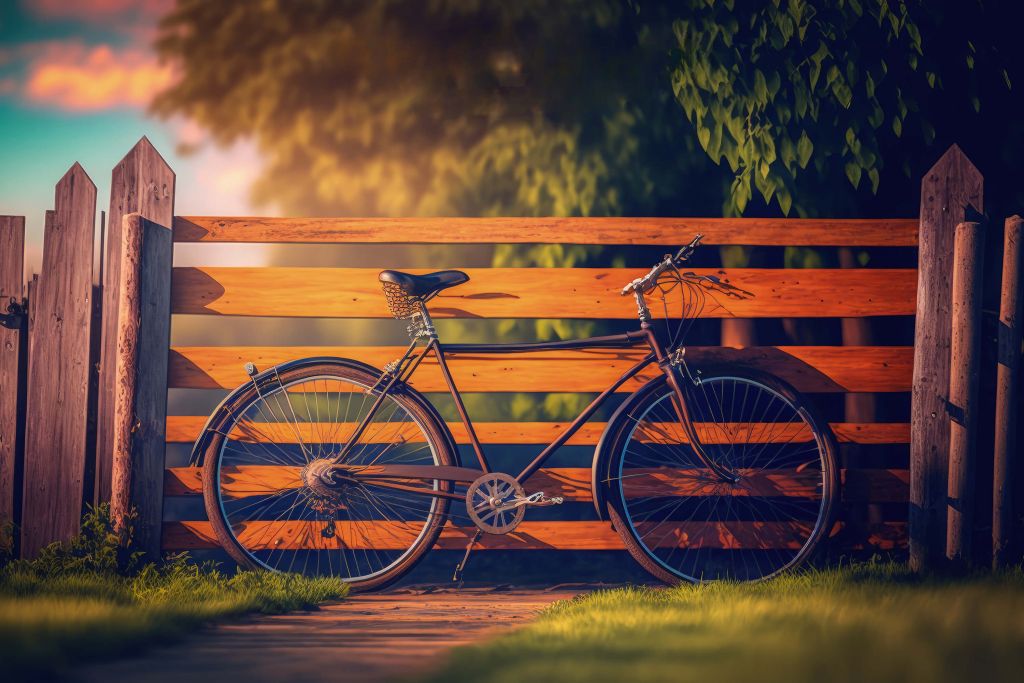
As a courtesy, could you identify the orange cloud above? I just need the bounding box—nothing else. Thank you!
[22,43,175,110]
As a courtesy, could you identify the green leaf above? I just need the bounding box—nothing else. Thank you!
[698,125,711,150]
[892,116,902,137]
[796,131,813,168]
[754,70,768,104]
[777,186,793,215]
[832,81,853,108]
[845,161,862,188]
[867,167,880,193]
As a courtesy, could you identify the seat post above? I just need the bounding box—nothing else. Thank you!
[416,300,438,340]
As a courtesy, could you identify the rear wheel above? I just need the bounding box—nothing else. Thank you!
[200,361,454,592]
[605,368,837,583]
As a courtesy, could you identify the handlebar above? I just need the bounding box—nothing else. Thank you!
[620,233,703,296]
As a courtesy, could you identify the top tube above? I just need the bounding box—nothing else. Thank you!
[439,330,650,354]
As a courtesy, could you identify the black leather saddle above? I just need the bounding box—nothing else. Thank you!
[378,269,470,298]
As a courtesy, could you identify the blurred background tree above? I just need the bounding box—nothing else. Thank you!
[153,0,727,219]
[154,0,1024,423]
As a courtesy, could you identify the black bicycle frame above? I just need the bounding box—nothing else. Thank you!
[330,317,736,500]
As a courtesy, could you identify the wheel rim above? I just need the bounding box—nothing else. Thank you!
[213,374,441,581]
[616,375,832,582]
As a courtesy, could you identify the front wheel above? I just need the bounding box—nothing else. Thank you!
[604,368,838,583]
[199,360,455,592]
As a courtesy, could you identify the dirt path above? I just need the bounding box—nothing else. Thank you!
[72,588,584,683]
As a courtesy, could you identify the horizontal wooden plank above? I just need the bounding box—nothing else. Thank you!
[162,519,906,551]
[165,417,910,445]
[171,267,916,319]
[168,346,913,393]
[165,466,908,503]
[173,216,919,247]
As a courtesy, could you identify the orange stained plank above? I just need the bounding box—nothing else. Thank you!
[167,419,852,446]
[167,413,913,446]
[162,519,907,551]
[164,466,909,503]
[165,417,910,445]
[170,267,917,319]
[172,216,919,247]
[167,345,913,393]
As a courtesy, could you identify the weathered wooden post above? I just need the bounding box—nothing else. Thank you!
[109,213,173,557]
[96,138,175,505]
[0,216,25,534]
[910,145,983,572]
[994,215,1022,568]
[946,221,984,565]
[20,165,97,558]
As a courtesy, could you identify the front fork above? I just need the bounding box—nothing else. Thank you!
[659,348,740,485]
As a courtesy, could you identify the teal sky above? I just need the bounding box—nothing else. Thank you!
[0,1,262,273]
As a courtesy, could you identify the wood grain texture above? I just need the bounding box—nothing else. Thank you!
[164,465,909,503]
[0,216,25,525]
[171,266,917,319]
[164,417,911,445]
[110,215,142,529]
[168,345,913,393]
[172,216,919,246]
[21,165,96,558]
[110,214,174,556]
[96,138,175,504]
[993,215,1022,567]
[946,222,984,564]
[162,519,907,551]
[909,145,983,572]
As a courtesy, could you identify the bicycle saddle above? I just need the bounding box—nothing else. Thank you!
[378,269,470,298]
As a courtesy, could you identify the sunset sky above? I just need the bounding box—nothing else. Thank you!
[0,0,263,271]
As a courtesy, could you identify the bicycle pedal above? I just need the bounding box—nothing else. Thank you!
[524,493,563,507]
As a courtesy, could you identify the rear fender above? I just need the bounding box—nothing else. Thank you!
[188,356,458,467]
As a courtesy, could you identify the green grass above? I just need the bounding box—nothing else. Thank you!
[0,509,347,680]
[418,563,1024,683]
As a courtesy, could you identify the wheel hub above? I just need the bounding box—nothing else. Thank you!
[301,459,347,514]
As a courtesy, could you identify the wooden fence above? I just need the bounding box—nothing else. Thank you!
[0,138,1019,577]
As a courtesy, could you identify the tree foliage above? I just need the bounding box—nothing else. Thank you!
[154,0,721,218]
[669,0,1011,216]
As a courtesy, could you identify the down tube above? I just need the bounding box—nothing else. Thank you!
[514,352,657,484]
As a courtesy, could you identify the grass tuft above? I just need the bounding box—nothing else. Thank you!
[418,562,1024,683]
[0,506,347,681]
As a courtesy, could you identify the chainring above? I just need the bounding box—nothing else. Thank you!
[466,472,526,534]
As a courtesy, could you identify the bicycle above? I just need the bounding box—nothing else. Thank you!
[192,234,838,591]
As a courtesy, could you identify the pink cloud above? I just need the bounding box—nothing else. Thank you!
[20,42,175,110]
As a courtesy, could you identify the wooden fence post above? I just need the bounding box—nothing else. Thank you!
[946,221,984,566]
[96,138,175,505]
[20,164,97,558]
[910,144,984,573]
[109,214,173,557]
[994,215,1022,568]
[0,216,25,535]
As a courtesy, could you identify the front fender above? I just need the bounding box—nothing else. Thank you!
[589,373,670,520]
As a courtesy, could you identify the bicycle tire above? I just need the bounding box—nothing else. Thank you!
[200,360,456,592]
[603,367,838,583]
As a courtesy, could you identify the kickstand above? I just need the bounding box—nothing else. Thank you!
[452,529,483,584]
